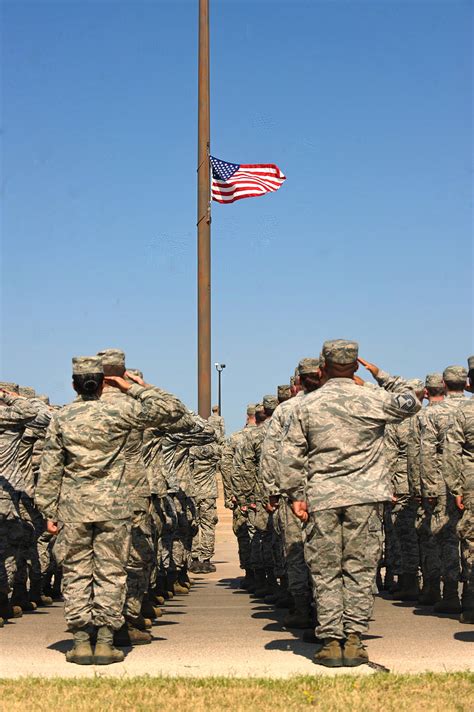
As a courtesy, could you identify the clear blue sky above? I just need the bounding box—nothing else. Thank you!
[2,0,472,433]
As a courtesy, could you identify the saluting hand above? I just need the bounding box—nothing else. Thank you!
[357,357,380,378]
[104,376,132,392]
[125,370,147,387]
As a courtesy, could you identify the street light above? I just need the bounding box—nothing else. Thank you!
[214,363,226,416]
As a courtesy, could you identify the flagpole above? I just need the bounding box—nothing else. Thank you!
[197,0,211,418]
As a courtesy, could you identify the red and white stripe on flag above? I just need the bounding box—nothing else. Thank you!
[211,163,286,204]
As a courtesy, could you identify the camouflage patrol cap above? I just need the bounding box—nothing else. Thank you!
[72,356,103,375]
[19,386,36,399]
[425,373,443,388]
[406,379,424,393]
[322,340,359,365]
[443,365,468,386]
[246,403,256,416]
[298,357,320,376]
[468,356,474,371]
[277,385,291,400]
[36,394,50,405]
[127,368,144,379]
[263,395,278,412]
[0,382,19,394]
[97,348,126,367]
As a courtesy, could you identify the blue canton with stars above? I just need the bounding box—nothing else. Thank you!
[210,156,240,181]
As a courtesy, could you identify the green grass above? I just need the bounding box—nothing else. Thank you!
[0,673,473,711]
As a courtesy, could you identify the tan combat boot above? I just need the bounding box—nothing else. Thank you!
[94,626,125,665]
[65,628,94,665]
[114,622,152,646]
[342,633,369,667]
[313,638,343,667]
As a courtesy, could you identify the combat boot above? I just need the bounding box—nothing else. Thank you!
[397,573,421,602]
[141,596,158,620]
[240,569,255,590]
[283,595,313,629]
[418,577,441,605]
[383,568,396,592]
[0,591,24,618]
[168,571,190,595]
[200,560,216,573]
[342,633,369,667]
[95,626,125,664]
[29,580,53,607]
[65,628,94,665]
[114,622,152,646]
[189,559,202,573]
[313,639,343,668]
[126,614,152,630]
[253,570,269,598]
[460,581,474,624]
[11,584,37,613]
[433,581,461,614]
[149,589,165,607]
[178,569,192,588]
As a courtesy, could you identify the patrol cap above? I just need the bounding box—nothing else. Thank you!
[298,357,320,376]
[406,379,424,393]
[263,395,278,412]
[322,340,359,366]
[468,356,474,371]
[212,405,219,413]
[277,385,291,400]
[255,403,264,415]
[0,382,19,394]
[19,386,36,399]
[127,368,143,380]
[246,404,256,416]
[72,356,103,375]
[425,373,443,389]
[97,348,126,375]
[443,365,468,386]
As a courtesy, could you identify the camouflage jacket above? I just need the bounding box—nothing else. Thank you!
[0,395,42,496]
[443,399,474,499]
[233,421,269,505]
[189,442,220,499]
[207,414,226,444]
[261,398,299,500]
[280,377,420,511]
[406,401,443,497]
[35,384,191,522]
[220,424,255,507]
[385,419,412,495]
[420,393,467,497]
[161,415,216,497]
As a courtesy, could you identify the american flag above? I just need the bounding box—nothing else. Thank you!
[210,156,286,204]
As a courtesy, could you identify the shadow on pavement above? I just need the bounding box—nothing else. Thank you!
[453,630,474,643]
[264,637,314,662]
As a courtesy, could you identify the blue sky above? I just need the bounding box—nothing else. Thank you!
[2,0,472,433]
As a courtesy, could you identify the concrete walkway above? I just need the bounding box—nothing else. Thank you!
[0,503,472,678]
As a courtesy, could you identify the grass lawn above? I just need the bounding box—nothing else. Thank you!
[0,673,472,711]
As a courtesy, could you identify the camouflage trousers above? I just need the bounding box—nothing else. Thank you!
[457,499,473,584]
[56,518,132,631]
[232,507,252,570]
[383,502,400,573]
[391,494,419,575]
[278,498,311,598]
[431,492,461,583]
[0,517,23,592]
[415,499,441,580]
[304,503,383,640]
[123,501,154,620]
[161,493,196,572]
[191,498,218,561]
[149,495,166,586]
[14,494,43,590]
[250,503,284,576]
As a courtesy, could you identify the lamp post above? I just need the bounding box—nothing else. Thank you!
[214,363,226,416]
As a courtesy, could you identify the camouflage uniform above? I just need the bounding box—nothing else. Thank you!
[190,442,220,561]
[280,341,421,641]
[443,398,474,611]
[35,358,192,633]
[207,413,225,444]
[420,371,467,586]
[0,390,39,596]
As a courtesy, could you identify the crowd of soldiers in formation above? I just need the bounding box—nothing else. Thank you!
[221,342,474,667]
[0,341,473,669]
[0,348,225,665]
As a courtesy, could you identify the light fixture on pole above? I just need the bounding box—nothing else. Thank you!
[214,363,226,416]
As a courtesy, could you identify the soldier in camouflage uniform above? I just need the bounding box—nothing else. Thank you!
[220,405,256,589]
[407,373,445,605]
[384,379,425,601]
[35,356,192,665]
[420,365,468,613]
[208,406,225,444]
[0,382,41,624]
[261,374,316,626]
[443,356,474,623]
[280,340,420,667]
[189,440,220,572]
